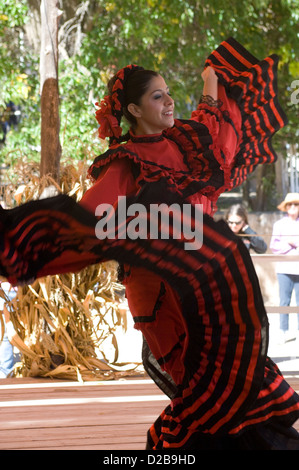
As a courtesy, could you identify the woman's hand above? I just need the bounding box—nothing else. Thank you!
[287,236,299,249]
[201,66,217,82]
[201,66,218,101]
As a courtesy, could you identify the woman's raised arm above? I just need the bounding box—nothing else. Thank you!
[201,66,218,101]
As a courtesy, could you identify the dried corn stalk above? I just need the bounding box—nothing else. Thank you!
[0,158,142,380]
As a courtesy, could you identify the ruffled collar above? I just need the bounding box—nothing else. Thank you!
[129,129,164,143]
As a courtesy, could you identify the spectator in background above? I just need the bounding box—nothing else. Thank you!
[0,101,21,144]
[270,193,299,343]
[0,282,17,378]
[225,203,267,253]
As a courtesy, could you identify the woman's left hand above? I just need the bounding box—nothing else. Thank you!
[201,66,217,82]
[201,66,218,100]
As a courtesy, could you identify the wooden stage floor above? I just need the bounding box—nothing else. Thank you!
[0,374,299,450]
[0,376,167,450]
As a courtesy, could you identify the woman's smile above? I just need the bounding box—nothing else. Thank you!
[129,75,175,135]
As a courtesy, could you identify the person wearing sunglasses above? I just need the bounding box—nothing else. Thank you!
[225,203,267,253]
[270,193,299,342]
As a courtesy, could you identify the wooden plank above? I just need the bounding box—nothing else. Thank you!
[1,376,299,450]
[0,377,165,450]
[265,306,299,314]
[0,423,152,450]
[251,254,299,262]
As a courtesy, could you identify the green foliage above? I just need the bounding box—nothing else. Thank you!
[0,0,298,172]
[0,0,30,104]
[0,0,39,162]
[58,58,105,161]
[80,0,298,131]
[0,0,28,35]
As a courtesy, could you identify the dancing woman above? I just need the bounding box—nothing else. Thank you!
[0,38,299,449]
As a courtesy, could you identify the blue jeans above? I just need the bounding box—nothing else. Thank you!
[0,321,14,377]
[277,273,299,331]
[0,289,16,378]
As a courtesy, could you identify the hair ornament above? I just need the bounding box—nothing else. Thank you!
[95,95,122,141]
[95,64,144,145]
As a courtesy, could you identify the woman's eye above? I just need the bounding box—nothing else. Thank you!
[153,92,172,100]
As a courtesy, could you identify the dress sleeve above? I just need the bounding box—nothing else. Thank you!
[191,83,242,169]
[80,158,137,213]
[197,37,288,192]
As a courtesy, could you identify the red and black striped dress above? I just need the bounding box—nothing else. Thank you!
[0,38,298,449]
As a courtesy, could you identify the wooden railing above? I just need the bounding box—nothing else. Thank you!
[251,253,299,314]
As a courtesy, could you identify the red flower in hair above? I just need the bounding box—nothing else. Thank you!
[117,69,125,80]
[111,78,123,111]
[95,96,122,140]
[113,78,123,91]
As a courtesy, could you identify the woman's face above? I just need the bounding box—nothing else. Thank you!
[286,203,299,220]
[227,216,245,234]
[129,75,175,135]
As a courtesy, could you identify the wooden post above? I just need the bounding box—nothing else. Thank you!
[40,0,62,182]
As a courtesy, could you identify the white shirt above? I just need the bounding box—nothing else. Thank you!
[270,216,299,274]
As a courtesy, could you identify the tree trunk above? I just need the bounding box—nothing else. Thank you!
[40,0,62,182]
[254,165,264,211]
[275,150,286,204]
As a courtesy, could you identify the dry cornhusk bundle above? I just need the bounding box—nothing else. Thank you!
[0,158,143,381]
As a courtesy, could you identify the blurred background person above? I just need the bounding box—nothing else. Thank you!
[225,203,267,253]
[270,193,299,343]
[0,281,17,378]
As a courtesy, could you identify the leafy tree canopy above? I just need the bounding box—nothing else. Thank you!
[0,0,298,170]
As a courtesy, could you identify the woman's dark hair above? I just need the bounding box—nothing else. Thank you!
[225,204,249,224]
[108,69,159,129]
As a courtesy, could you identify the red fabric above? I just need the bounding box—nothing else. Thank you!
[126,268,187,384]
[80,158,137,211]
[191,83,242,168]
[0,38,297,450]
[80,83,242,389]
[85,85,242,217]
[1,186,298,449]
[88,83,242,215]
[10,38,290,448]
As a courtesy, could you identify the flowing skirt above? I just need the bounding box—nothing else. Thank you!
[0,181,299,449]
